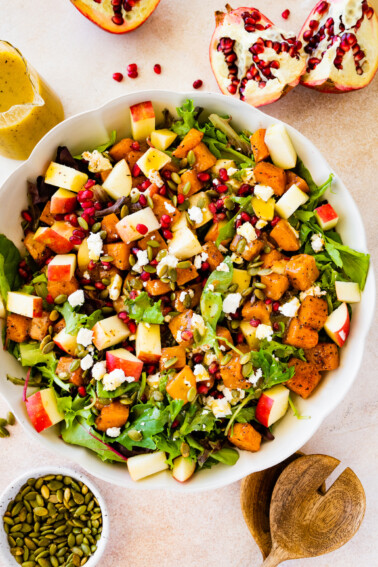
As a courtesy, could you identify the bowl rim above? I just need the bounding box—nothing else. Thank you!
[0,465,109,566]
[0,89,375,492]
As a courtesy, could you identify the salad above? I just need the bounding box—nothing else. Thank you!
[1,99,369,483]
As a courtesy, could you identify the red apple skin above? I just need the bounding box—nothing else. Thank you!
[137,350,161,364]
[130,101,155,122]
[327,310,350,347]
[32,298,43,318]
[106,351,143,381]
[50,191,77,215]
[26,392,53,433]
[47,265,73,282]
[35,223,74,254]
[255,394,274,428]
[70,0,161,35]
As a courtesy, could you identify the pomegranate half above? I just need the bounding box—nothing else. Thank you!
[209,5,306,107]
[299,0,378,92]
[70,0,161,34]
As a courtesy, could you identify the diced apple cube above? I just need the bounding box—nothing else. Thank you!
[172,456,196,483]
[324,302,350,347]
[26,388,64,433]
[314,203,339,231]
[130,101,156,141]
[211,159,236,175]
[232,269,251,293]
[136,323,161,363]
[77,238,90,273]
[150,129,177,151]
[7,291,43,318]
[240,321,260,349]
[335,281,361,303]
[102,159,132,200]
[50,188,77,214]
[44,162,88,192]
[255,385,290,427]
[127,451,168,482]
[188,192,213,228]
[172,213,189,232]
[92,315,130,350]
[53,327,78,356]
[137,148,171,177]
[168,226,202,259]
[47,254,76,282]
[34,222,75,254]
[264,124,297,169]
[252,196,275,221]
[275,184,309,219]
[106,348,143,380]
[116,208,160,244]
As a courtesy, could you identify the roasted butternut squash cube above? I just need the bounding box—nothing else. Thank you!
[169,310,193,344]
[176,263,198,286]
[173,282,202,312]
[172,128,204,159]
[242,300,272,325]
[286,171,310,193]
[166,366,196,401]
[56,356,85,387]
[261,249,284,268]
[286,358,322,399]
[284,318,318,349]
[270,219,300,252]
[216,326,233,350]
[103,242,131,271]
[298,296,328,330]
[126,150,144,169]
[95,401,130,432]
[260,273,289,300]
[29,311,50,341]
[204,220,231,246]
[228,423,262,452]
[138,230,167,257]
[108,138,134,162]
[47,277,80,301]
[304,343,339,371]
[40,201,55,226]
[6,313,29,343]
[230,234,265,262]
[285,254,320,291]
[202,241,224,271]
[24,232,51,265]
[192,142,217,172]
[220,352,250,390]
[250,129,269,163]
[254,161,286,196]
[152,194,181,226]
[159,346,186,371]
[177,169,204,197]
[101,213,120,243]
[145,279,171,296]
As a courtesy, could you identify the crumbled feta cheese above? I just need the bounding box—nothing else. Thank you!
[148,169,164,187]
[279,297,301,318]
[103,369,134,391]
[136,249,149,267]
[223,293,242,314]
[80,354,94,371]
[230,252,243,264]
[248,368,263,387]
[157,253,178,276]
[237,222,257,243]
[92,361,107,381]
[227,167,238,176]
[191,314,206,335]
[108,274,122,301]
[254,184,274,202]
[68,289,85,308]
[217,262,230,272]
[164,201,176,214]
[147,372,161,389]
[179,291,187,302]
[210,398,232,419]
[77,328,93,347]
[207,284,214,291]
[188,289,195,298]
[193,364,208,382]
[82,150,112,173]
[241,168,255,183]
[83,271,90,280]
[106,427,121,438]
[311,233,325,253]
[87,232,103,261]
[188,206,203,225]
[256,219,268,230]
[194,252,208,270]
[218,385,246,405]
[256,324,274,341]
[176,330,182,343]
[299,286,327,301]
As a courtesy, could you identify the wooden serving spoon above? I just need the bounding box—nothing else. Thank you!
[259,454,365,566]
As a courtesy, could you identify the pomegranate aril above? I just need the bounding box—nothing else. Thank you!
[95,282,106,290]
[162,229,172,240]
[139,195,147,206]
[128,70,138,79]
[81,189,93,200]
[216,184,228,194]
[140,179,151,191]
[309,19,319,30]
[128,321,137,333]
[197,385,209,395]
[131,141,140,151]
[136,223,148,235]
[154,64,161,74]
[281,9,290,19]
[177,194,185,205]
[197,172,211,182]
[354,50,365,61]
[140,271,150,282]
[127,63,138,72]
[21,210,32,223]
[316,1,329,14]
[273,301,280,312]
[271,216,280,227]
[228,84,238,94]
[193,79,203,89]
[201,261,210,271]
[250,318,261,327]
[270,60,280,69]
[113,72,123,82]
[118,311,129,322]
[158,186,167,196]
[132,164,141,177]
[219,168,229,182]
[161,214,171,226]
[112,15,124,25]
[181,330,193,341]
[366,7,374,19]
[69,236,82,245]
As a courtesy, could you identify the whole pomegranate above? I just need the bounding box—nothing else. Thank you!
[70,0,161,34]
[209,5,306,107]
[299,0,378,92]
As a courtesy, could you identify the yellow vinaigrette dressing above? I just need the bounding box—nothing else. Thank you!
[0,42,64,159]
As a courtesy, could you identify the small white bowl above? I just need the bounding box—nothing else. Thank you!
[0,466,109,567]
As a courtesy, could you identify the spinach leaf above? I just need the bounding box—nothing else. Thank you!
[171,99,202,136]
[259,340,305,362]
[234,405,256,423]
[117,403,170,450]
[56,302,103,335]
[180,405,216,436]
[153,435,182,466]
[250,349,294,389]
[61,418,126,463]
[96,380,139,399]
[57,395,90,428]
[203,255,234,294]
[216,196,253,246]
[294,158,333,211]
[200,291,223,331]
[210,447,239,466]
[208,114,251,156]
[19,342,70,391]
[0,234,21,292]
[0,254,10,303]
[324,237,370,289]
[125,292,164,324]
[74,130,117,159]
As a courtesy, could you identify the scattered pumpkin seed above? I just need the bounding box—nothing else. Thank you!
[0,417,8,427]
[220,353,232,366]
[171,172,181,185]
[180,442,190,458]
[182,182,191,195]
[120,204,129,218]
[240,353,251,365]
[54,294,67,305]
[164,357,178,369]
[236,238,246,255]
[0,426,10,438]
[127,430,142,442]
[187,150,196,166]
[254,289,265,300]
[167,180,177,191]
[41,342,54,355]
[228,283,239,293]
[99,230,107,240]
[147,195,154,209]
[241,286,253,297]
[176,261,191,269]
[187,387,197,403]
[39,336,52,352]
[242,362,253,377]
[180,158,188,167]
[49,310,59,322]
[101,255,114,263]
[77,217,88,231]
[91,222,101,233]
[254,282,266,289]
[147,240,160,248]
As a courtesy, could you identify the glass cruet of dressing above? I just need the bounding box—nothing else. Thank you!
[0,41,64,160]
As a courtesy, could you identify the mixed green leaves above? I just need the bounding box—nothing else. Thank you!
[216,195,253,246]
[125,291,164,324]
[74,130,117,159]
[56,302,102,335]
[19,342,69,391]
[0,235,22,301]
[250,349,294,389]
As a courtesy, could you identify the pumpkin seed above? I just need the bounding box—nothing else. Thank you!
[171,172,181,185]
[220,353,232,366]
[121,204,129,219]
[0,417,8,427]
[99,230,107,240]
[180,157,188,167]
[54,294,67,305]
[147,239,160,248]
[240,353,251,365]
[263,246,271,254]
[236,238,246,255]
[187,150,196,166]
[34,283,48,299]
[83,285,96,291]
[77,217,88,230]
[68,359,80,373]
[182,182,191,195]
[242,362,253,377]
[127,430,142,442]
[228,283,239,293]
[187,387,197,403]
[164,357,178,369]
[91,222,101,233]
[254,281,266,289]
[167,180,177,191]
[101,306,113,315]
[180,442,190,458]
[143,265,156,274]
[254,289,265,300]
[241,286,253,297]
[146,196,154,209]
[101,255,114,263]
[0,425,9,437]
[39,336,52,352]
[248,267,259,276]
[176,260,191,269]
[168,267,177,282]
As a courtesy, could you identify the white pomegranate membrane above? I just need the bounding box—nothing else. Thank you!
[211,8,306,107]
[71,0,160,33]
[299,0,378,91]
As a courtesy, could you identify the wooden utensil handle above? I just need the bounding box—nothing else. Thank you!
[260,544,289,567]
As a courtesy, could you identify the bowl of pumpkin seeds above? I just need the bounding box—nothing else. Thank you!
[0,467,109,567]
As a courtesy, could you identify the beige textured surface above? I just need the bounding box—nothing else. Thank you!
[0,0,377,565]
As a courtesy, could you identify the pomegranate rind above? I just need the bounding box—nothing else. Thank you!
[209,6,306,107]
[70,0,161,34]
[299,0,378,93]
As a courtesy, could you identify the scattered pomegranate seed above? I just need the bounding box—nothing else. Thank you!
[215,199,224,210]
[271,216,280,227]
[129,291,137,300]
[197,172,211,182]
[273,301,280,312]
[219,168,229,182]
[88,260,97,271]
[265,298,272,305]
[215,184,228,194]
[162,228,173,240]
[209,202,217,214]
[78,386,87,397]
[84,179,96,189]
[150,259,158,266]
[128,70,138,79]
[201,261,210,271]
[158,186,167,196]
[273,322,280,331]
[136,223,148,235]
[193,354,203,364]
[154,64,161,74]
[235,218,242,228]
[113,72,123,82]
[172,419,179,428]
[21,210,32,223]
[132,164,141,177]
[197,385,209,395]
[94,201,102,211]
[209,362,219,374]
[181,330,193,341]
[69,236,83,245]
[139,179,151,191]
[118,311,129,322]
[281,9,290,19]
[193,79,203,89]
[241,212,250,222]
[139,195,147,207]
[177,194,185,205]
[250,318,261,327]
[128,63,137,73]
[236,332,244,344]
[131,141,140,151]
[95,282,106,290]
[18,268,29,279]
[46,294,54,304]
[161,214,171,227]
[128,321,137,333]
[140,271,150,282]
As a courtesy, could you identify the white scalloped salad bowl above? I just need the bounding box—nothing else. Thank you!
[0,91,374,492]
